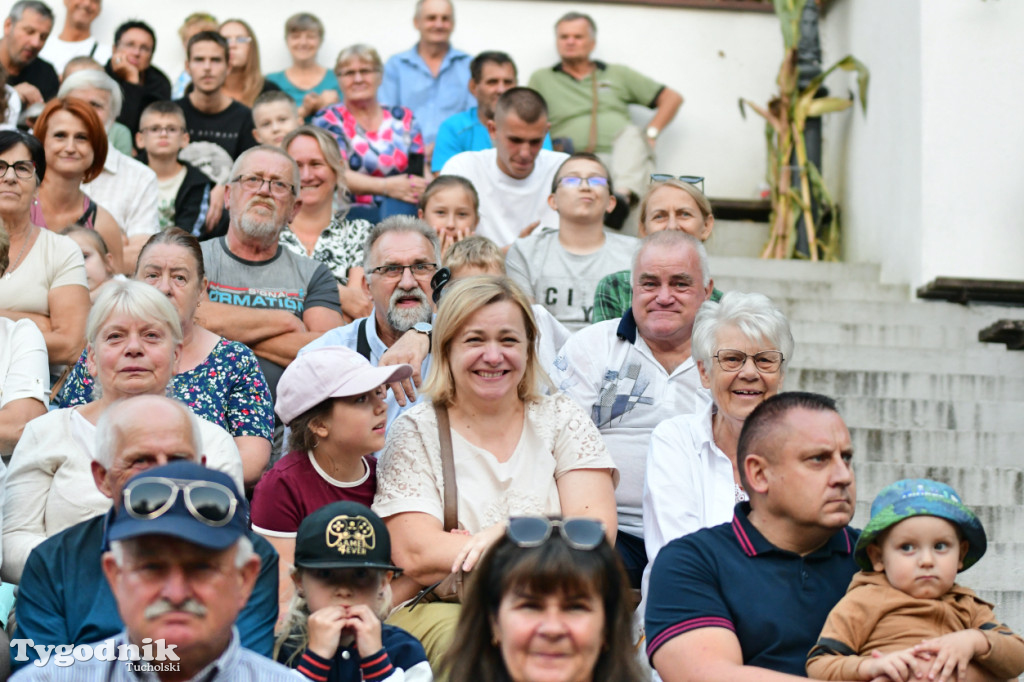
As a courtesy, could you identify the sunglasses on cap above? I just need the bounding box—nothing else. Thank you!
[506,517,606,550]
[650,174,705,193]
[123,476,239,528]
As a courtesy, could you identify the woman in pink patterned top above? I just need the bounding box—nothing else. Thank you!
[314,44,429,220]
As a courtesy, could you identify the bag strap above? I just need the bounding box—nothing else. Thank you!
[585,64,599,153]
[356,318,372,361]
[435,404,458,532]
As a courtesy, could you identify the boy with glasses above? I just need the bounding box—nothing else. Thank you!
[137,100,217,235]
[506,152,637,331]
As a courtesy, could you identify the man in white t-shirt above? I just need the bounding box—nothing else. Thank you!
[439,87,566,247]
[39,0,111,75]
[506,152,637,331]
[551,230,713,587]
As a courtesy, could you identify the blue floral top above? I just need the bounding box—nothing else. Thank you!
[54,338,274,440]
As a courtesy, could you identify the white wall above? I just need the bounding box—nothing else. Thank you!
[74,0,783,199]
[825,0,1024,287]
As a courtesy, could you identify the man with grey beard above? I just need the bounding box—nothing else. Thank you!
[300,215,439,431]
[197,144,343,403]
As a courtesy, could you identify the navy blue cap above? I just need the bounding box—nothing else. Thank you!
[109,461,249,551]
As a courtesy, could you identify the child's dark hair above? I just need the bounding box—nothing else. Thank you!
[417,175,479,214]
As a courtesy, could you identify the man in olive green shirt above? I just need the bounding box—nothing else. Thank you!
[528,11,683,205]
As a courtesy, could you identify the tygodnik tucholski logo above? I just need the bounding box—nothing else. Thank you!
[10,637,180,668]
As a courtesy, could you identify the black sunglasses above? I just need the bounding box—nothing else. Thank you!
[506,517,606,550]
[430,267,451,305]
[123,477,238,528]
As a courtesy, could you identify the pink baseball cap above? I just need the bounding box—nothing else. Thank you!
[275,347,414,425]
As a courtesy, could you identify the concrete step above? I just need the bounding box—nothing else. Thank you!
[789,320,988,350]
[789,343,1024,377]
[789,368,1024,402]
[836,396,1024,433]
[960,543,1024,592]
[771,298,1018,327]
[850,428,1023,468]
[706,256,881,283]
[713,276,910,304]
[852,463,1024,507]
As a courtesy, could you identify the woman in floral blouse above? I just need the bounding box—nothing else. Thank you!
[314,44,429,221]
[279,126,372,322]
[53,228,273,487]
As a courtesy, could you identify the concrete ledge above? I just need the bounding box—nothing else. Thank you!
[917,277,1024,305]
[979,319,1024,351]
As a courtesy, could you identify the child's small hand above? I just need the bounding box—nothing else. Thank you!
[307,605,349,660]
[911,630,989,682]
[858,648,923,682]
[341,604,385,660]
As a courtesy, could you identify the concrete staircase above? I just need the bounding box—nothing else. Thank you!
[708,256,1024,632]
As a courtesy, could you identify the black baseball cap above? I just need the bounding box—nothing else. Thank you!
[295,501,402,572]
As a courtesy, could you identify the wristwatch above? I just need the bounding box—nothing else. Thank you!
[646,125,660,141]
[412,322,433,338]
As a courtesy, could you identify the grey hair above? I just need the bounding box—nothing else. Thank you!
[8,1,54,24]
[109,535,254,569]
[632,230,711,288]
[92,396,204,468]
[691,291,795,373]
[284,12,324,40]
[85,280,183,349]
[362,215,441,272]
[58,69,124,123]
[229,144,301,196]
[555,11,596,35]
[414,0,454,20]
[334,44,382,75]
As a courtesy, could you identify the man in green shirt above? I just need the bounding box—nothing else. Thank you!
[528,11,683,206]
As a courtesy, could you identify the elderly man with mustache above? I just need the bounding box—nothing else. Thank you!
[300,215,439,432]
[196,145,344,411]
[10,395,280,672]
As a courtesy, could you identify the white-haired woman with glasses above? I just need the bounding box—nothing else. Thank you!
[1,280,243,584]
[641,291,793,605]
[373,276,618,671]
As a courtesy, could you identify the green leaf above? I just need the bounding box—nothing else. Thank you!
[802,55,871,115]
[806,96,854,117]
[774,0,809,50]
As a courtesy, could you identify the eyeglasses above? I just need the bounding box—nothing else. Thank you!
[651,174,705,193]
[369,262,438,280]
[117,41,153,55]
[507,517,606,551]
[713,349,785,373]
[232,174,296,198]
[123,476,239,527]
[558,175,609,190]
[224,36,252,45]
[430,266,451,305]
[141,125,185,136]
[338,68,378,80]
[0,160,36,180]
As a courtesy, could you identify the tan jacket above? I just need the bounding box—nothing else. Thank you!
[806,571,1024,680]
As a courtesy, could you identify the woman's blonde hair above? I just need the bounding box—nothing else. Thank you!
[85,280,183,348]
[421,276,544,406]
[282,125,350,213]
[334,44,383,76]
[639,178,713,234]
[274,567,392,665]
[219,19,266,107]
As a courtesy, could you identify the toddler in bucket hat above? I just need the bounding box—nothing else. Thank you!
[807,479,1024,681]
[273,502,430,681]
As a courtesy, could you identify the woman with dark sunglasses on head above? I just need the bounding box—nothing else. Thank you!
[372,276,618,673]
[445,516,644,682]
[1,280,244,584]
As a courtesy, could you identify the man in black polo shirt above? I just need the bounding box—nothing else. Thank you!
[1,1,59,107]
[646,392,859,681]
[175,30,256,160]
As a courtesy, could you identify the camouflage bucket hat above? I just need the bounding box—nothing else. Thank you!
[854,478,986,572]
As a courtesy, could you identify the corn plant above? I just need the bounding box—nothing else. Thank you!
[740,0,869,260]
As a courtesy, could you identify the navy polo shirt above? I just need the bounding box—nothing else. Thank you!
[645,502,859,676]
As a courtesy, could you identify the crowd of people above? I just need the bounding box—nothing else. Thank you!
[0,1,1022,682]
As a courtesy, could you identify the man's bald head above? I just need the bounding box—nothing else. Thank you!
[92,396,204,502]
